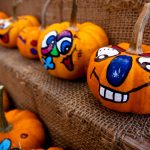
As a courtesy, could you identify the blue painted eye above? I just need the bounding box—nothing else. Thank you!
[56,37,72,55]
[107,55,132,87]
[42,30,57,49]
[46,35,55,46]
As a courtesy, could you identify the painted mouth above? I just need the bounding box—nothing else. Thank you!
[90,67,150,103]
[99,85,128,103]
[18,35,26,44]
[0,32,9,43]
[61,54,74,71]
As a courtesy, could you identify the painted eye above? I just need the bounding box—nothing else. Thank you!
[56,37,72,55]
[0,20,10,29]
[0,19,4,24]
[137,57,150,72]
[42,30,57,49]
[95,47,120,62]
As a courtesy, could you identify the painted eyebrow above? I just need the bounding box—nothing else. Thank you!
[139,53,150,57]
[56,30,72,41]
[111,45,126,52]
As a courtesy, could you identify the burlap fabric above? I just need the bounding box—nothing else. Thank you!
[0,0,150,150]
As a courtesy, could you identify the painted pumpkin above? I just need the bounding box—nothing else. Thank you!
[0,16,40,48]
[17,0,53,59]
[0,12,8,19]
[0,85,45,149]
[87,3,150,114]
[17,26,40,59]
[38,0,108,80]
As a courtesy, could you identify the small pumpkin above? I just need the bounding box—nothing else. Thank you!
[38,0,108,80]
[0,12,8,19]
[0,0,40,48]
[17,0,52,59]
[87,3,150,114]
[17,26,40,58]
[0,85,45,149]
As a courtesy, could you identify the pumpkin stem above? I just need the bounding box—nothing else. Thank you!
[59,0,64,22]
[12,0,22,21]
[41,0,52,29]
[127,3,150,54]
[0,85,12,133]
[68,0,79,31]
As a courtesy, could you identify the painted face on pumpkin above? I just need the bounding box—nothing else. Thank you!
[90,46,150,103]
[17,29,38,56]
[0,19,11,43]
[41,30,74,70]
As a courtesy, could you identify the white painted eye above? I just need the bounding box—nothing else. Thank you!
[138,57,150,72]
[0,19,4,24]
[95,47,119,61]
[42,30,57,48]
[56,37,72,55]
[0,20,11,29]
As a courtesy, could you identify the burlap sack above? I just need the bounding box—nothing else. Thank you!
[0,0,150,150]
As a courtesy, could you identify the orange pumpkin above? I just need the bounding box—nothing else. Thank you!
[38,0,108,80]
[0,16,39,48]
[0,0,40,48]
[0,12,8,19]
[17,26,40,59]
[87,3,150,114]
[17,0,53,59]
[0,85,45,149]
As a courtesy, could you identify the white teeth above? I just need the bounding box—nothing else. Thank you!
[123,95,128,102]
[100,87,105,97]
[99,86,128,103]
[105,89,113,100]
[114,93,122,102]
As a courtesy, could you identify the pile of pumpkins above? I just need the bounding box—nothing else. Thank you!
[0,0,149,130]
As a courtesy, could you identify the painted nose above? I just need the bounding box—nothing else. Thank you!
[107,55,132,87]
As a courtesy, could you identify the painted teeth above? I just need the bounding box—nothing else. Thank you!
[99,86,128,103]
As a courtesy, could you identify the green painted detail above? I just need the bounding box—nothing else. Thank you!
[50,46,59,56]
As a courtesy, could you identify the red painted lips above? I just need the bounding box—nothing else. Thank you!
[0,32,9,43]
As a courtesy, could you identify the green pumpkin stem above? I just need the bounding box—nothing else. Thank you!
[0,85,12,133]
[127,3,150,54]
[41,0,52,29]
[69,0,78,31]
[12,0,22,21]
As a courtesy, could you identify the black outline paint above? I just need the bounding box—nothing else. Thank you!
[137,57,150,72]
[90,67,150,103]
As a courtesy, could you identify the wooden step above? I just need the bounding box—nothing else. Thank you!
[0,47,149,150]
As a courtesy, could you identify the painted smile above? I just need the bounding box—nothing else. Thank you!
[0,32,9,43]
[90,67,150,103]
[61,54,74,71]
[18,35,26,44]
[99,85,128,102]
